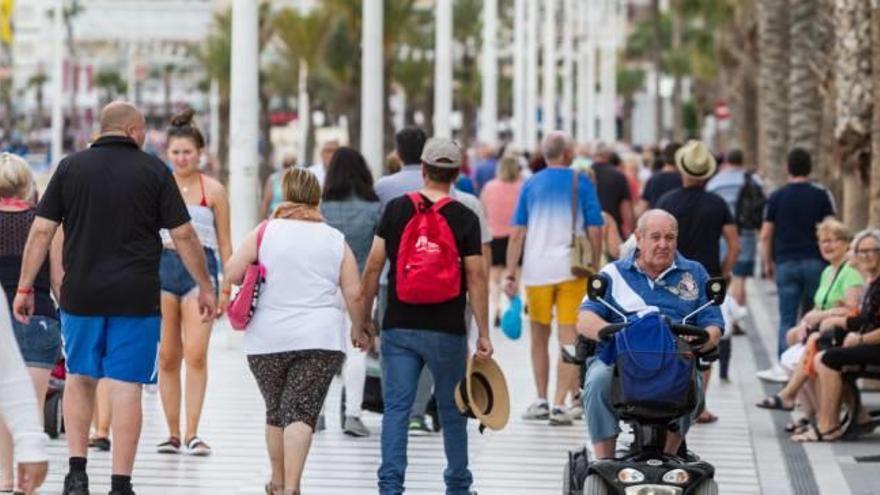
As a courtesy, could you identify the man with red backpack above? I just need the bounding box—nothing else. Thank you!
[361,137,493,495]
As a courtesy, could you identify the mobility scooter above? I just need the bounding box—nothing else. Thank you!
[563,274,725,495]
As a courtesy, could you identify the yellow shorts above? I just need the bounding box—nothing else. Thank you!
[525,278,587,326]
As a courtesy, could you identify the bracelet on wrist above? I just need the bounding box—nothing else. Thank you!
[221,288,232,295]
[16,287,34,295]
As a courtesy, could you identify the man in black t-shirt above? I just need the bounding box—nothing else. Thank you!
[12,102,215,495]
[656,140,740,421]
[361,137,493,495]
[592,149,634,237]
[638,142,683,216]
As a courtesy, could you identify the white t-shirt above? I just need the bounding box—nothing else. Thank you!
[512,167,605,286]
[245,219,347,355]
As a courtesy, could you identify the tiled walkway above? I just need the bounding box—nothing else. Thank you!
[38,317,769,494]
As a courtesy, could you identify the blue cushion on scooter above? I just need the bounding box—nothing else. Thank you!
[604,313,694,410]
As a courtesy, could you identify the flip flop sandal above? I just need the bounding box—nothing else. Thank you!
[791,423,844,443]
[785,417,812,433]
[696,411,719,424]
[756,394,794,411]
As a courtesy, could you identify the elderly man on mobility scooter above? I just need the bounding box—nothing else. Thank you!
[574,209,725,494]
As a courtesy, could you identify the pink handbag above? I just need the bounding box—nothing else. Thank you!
[228,221,269,331]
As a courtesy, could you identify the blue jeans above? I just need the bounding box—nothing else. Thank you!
[775,258,826,357]
[379,329,472,495]
[582,358,703,443]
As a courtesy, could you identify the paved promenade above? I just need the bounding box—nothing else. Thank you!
[35,279,879,494]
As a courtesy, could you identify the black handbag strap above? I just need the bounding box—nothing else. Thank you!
[820,261,848,310]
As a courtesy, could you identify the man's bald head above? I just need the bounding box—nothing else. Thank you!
[100,101,147,147]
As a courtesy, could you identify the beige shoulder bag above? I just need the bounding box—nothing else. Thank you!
[570,171,595,277]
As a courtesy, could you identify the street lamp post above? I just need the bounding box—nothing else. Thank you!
[479,0,498,144]
[525,0,539,150]
[512,0,527,149]
[228,0,259,245]
[542,0,557,136]
[361,0,384,177]
[434,0,453,139]
[50,0,64,168]
[561,0,574,136]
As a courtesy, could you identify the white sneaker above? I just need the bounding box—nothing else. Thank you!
[567,403,584,420]
[549,406,573,426]
[521,401,550,420]
[756,364,789,383]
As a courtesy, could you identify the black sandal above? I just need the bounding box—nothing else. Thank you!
[756,394,794,411]
[791,422,844,443]
[784,417,811,433]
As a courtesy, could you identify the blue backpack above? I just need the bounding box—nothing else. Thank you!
[602,313,695,412]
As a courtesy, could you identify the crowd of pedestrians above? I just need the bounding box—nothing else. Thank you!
[2,96,880,495]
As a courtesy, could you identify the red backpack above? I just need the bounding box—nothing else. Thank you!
[396,192,462,304]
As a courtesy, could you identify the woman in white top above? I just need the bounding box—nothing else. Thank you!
[156,109,233,456]
[226,168,372,495]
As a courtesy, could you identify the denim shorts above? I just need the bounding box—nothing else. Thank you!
[726,229,757,277]
[12,315,62,369]
[60,311,161,384]
[159,247,218,298]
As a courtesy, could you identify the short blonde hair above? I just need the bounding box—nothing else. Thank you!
[496,154,521,182]
[0,153,34,200]
[816,216,851,242]
[281,168,321,206]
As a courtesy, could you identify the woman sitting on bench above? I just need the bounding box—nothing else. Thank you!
[792,229,880,442]
[756,219,865,430]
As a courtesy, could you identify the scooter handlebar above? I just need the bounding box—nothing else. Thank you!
[597,323,628,342]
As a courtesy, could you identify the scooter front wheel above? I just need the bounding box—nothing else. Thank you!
[694,479,719,495]
[582,475,610,495]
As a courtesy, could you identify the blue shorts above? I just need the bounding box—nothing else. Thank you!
[721,229,757,277]
[159,247,218,298]
[12,315,62,369]
[60,311,161,384]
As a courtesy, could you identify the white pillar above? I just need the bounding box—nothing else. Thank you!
[228,0,260,245]
[50,1,64,167]
[561,0,575,136]
[512,0,527,149]
[541,0,557,136]
[209,78,220,159]
[361,0,383,178]
[434,0,453,139]
[525,0,539,150]
[297,59,309,166]
[599,43,616,143]
[126,41,137,103]
[479,0,498,143]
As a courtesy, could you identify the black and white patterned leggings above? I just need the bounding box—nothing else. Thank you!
[247,349,345,430]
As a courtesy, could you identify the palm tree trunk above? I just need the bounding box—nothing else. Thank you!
[814,0,839,201]
[836,0,873,229]
[757,0,790,187]
[869,0,880,225]
[787,0,822,158]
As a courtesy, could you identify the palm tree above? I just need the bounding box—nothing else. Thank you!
[453,0,482,146]
[27,72,49,127]
[835,0,872,229]
[871,0,880,225]
[756,0,790,187]
[787,0,824,161]
[273,7,331,165]
[94,69,126,105]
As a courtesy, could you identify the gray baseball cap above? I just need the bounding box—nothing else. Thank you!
[421,137,462,169]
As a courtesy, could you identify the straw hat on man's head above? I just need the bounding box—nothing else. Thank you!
[454,356,510,432]
[675,140,717,180]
